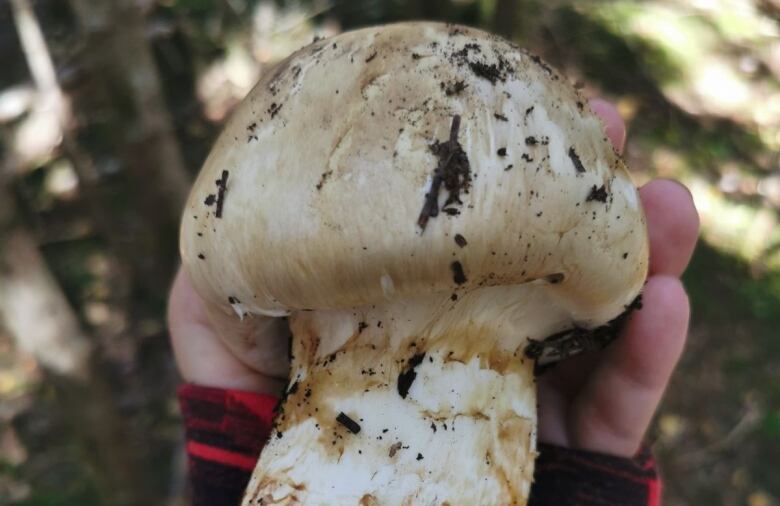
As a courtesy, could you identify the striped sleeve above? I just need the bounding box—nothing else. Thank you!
[178,384,277,506]
[178,384,661,506]
[529,443,661,506]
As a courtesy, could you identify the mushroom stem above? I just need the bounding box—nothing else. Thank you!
[242,286,554,505]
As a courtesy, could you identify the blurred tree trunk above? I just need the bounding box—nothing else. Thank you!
[6,1,176,503]
[63,0,191,302]
[0,184,153,505]
[0,186,91,379]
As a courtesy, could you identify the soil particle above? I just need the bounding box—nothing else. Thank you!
[441,80,467,96]
[214,170,229,218]
[397,353,426,399]
[586,185,609,203]
[450,261,467,284]
[568,147,586,173]
[417,116,471,231]
[336,412,361,434]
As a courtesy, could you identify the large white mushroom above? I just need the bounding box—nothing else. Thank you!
[180,22,648,506]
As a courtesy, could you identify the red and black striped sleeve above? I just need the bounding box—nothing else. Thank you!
[530,443,660,506]
[178,384,661,506]
[178,384,277,506]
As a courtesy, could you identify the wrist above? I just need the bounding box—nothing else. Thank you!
[182,369,287,396]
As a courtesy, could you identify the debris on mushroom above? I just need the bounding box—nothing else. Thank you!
[180,22,649,506]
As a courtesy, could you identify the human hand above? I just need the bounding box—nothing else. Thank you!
[168,268,289,396]
[537,99,700,457]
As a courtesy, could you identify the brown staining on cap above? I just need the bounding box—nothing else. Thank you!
[454,234,468,248]
[450,261,467,284]
[388,442,403,458]
[336,412,361,434]
[359,494,378,506]
[586,184,609,203]
[417,115,472,231]
[397,352,426,399]
[365,51,378,63]
[568,147,586,174]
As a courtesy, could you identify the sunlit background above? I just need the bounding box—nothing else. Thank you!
[0,0,778,504]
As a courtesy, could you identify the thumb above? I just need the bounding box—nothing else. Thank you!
[589,98,626,154]
[168,267,289,394]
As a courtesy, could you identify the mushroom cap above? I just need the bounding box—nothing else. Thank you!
[181,22,648,329]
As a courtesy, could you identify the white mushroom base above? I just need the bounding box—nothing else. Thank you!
[239,286,583,506]
[245,352,535,505]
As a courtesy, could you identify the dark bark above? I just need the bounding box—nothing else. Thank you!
[0,184,153,506]
[63,0,191,302]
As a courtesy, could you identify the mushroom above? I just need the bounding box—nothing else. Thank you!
[180,22,648,506]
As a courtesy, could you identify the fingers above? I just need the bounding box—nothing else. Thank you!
[568,275,690,456]
[590,100,700,275]
[537,373,574,447]
[537,100,697,457]
[640,179,700,277]
[589,98,626,154]
[168,268,286,393]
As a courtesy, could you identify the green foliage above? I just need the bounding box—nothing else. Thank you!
[761,411,780,439]
[12,484,100,506]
